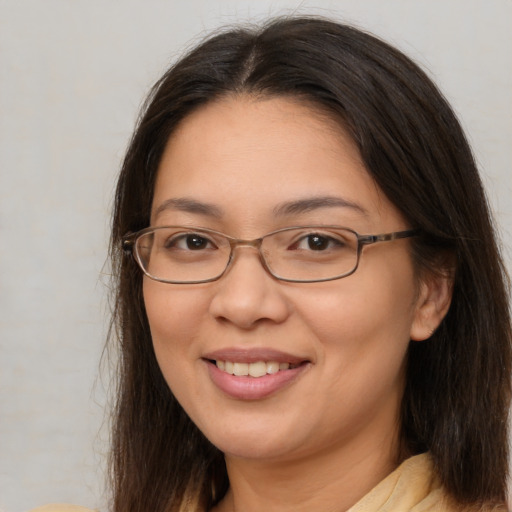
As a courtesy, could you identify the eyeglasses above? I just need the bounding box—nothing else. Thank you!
[122,225,418,284]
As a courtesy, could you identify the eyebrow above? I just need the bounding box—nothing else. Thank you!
[153,197,224,219]
[153,195,368,220]
[273,196,369,217]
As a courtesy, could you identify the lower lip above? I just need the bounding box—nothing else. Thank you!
[205,361,309,400]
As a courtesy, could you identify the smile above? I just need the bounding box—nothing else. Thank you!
[215,360,299,378]
[203,350,310,400]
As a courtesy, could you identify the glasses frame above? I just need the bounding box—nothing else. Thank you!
[122,225,419,284]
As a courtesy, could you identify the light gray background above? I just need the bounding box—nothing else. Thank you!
[1,1,511,511]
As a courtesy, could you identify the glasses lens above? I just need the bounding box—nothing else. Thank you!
[135,228,231,283]
[263,227,359,281]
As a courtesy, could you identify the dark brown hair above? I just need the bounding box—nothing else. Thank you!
[109,16,511,512]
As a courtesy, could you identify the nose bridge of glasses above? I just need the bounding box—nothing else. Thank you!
[224,236,270,272]
[227,237,265,259]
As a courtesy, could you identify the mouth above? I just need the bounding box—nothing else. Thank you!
[211,359,303,378]
[202,349,311,400]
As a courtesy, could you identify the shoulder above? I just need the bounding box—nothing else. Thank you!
[348,454,507,512]
[28,505,97,512]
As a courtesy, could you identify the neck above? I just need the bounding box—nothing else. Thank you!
[214,425,401,512]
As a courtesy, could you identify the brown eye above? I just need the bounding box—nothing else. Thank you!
[165,233,216,251]
[306,235,330,250]
[294,233,344,251]
[185,235,210,250]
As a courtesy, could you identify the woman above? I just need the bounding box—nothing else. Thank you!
[35,16,511,512]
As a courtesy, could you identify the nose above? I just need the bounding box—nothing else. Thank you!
[208,247,291,330]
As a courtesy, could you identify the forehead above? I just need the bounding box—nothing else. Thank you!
[151,95,405,232]
[165,94,355,156]
[157,94,361,178]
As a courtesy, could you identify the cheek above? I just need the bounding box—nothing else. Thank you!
[295,257,418,381]
[143,280,209,381]
[299,276,416,345]
[297,271,416,424]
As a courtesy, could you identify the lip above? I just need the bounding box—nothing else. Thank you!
[203,348,307,365]
[202,348,311,400]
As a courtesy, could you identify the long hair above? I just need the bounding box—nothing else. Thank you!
[109,16,511,511]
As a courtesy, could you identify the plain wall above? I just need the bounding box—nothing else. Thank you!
[1,1,510,511]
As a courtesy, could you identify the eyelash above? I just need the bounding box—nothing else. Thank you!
[165,233,217,251]
[290,232,348,252]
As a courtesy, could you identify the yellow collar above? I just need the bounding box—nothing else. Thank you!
[348,453,455,512]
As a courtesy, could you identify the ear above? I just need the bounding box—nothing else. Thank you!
[410,270,454,341]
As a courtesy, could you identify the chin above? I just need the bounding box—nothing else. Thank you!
[216,438,294,461]
[200,422,302,461]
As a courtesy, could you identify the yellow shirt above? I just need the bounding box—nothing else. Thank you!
[348,453,456,511]
[29,453,504,512]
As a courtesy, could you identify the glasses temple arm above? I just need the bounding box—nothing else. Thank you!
[359,229,419,245]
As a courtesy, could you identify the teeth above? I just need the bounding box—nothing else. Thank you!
[215,360,296,377]
[233,362,249,376]
[266,361,280,374]
[248,361,267,377]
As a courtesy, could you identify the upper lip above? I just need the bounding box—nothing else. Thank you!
[202,347,309,365]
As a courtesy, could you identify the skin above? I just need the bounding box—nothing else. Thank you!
[143,96,452,512]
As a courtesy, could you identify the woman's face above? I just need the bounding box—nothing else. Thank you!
[144,96,432,464]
